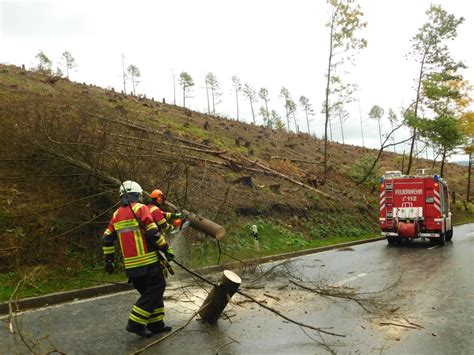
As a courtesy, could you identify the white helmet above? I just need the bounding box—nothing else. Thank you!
[119,180,143,197]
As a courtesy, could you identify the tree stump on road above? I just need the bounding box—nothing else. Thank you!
[199,270,241,324]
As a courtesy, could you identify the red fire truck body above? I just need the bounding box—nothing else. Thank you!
[379,170,453,245]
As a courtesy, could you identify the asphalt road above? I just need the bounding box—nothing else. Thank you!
[1,224,473,354]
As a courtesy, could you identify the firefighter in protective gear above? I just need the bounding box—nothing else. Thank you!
[149,189,183,235]
[102,181,173,338]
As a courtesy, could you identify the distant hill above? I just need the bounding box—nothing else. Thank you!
[0,63,470,271]
[452,160,469,167]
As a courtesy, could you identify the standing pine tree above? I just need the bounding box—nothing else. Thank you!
[35,50,52,74]
[179,72,194,108]
[232,76,242,120]
[387,108,398,152]
[205,72,221,115]
[405,5,464,174]
[280,87,292,132]
[369,105,384,147]
[271,110,285,131]
[417,65,469,177]
[242,83,257,124]
[61,51,77,79]
[259,88,271,126]
[322,0,366,178]
[299,96,314,134]
[127,64,140,95]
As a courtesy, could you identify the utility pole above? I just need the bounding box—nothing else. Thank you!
[359,105,365,147]
[121,54,127,94]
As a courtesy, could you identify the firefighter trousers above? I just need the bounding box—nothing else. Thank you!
[128,265,166,326]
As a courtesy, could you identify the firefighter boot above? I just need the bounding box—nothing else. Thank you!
[147,321,172,334]
[126,320,152,338]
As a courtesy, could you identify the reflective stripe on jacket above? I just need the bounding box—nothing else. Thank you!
[103,202,159,270]
[149,205,173,235]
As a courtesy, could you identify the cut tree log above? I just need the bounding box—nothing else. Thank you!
[198,270,241,324]
[164,201,226,240]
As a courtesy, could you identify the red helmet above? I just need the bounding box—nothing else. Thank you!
[150,189,165,203]
[172,219,183,228]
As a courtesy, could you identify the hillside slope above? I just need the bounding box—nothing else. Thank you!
[0,64,471,272]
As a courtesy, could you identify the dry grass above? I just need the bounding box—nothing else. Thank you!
[0,63,471,273]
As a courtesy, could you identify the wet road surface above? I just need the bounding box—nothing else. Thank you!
[1,224,473,354]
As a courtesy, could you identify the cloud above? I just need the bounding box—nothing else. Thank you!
[1,1,95,38]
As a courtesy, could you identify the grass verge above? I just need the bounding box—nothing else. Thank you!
[0,264,126,304]
[1,213,472,304]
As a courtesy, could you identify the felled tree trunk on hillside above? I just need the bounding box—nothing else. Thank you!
[199,270,241,324]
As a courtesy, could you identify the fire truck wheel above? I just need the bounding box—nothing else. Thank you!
[387,237,397,245]
[437,233,446,245]
[446,229,453,241]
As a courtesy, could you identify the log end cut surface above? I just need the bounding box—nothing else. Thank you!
[223,270,241,285]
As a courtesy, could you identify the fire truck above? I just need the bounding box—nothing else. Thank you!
[379,169,453,245]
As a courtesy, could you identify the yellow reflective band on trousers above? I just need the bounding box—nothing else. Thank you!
[148,307,165,323]
[102,246,115,254]
[129,314,147,325]
[133,305,151,318]
[123,252,158,269]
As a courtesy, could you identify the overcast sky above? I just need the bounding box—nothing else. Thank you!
[1,0,473,160]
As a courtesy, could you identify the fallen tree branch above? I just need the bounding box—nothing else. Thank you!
[403,318,424,329]
[108,120,330,197]
[214,336,239,354]
[379,322,419,329]
[8,267,44,353]
[289,279,372,313]
[172,259,344,337]
[237,157,330,198]
[271,156,323,165]
[109,133,227,155]
[263,293,281,301]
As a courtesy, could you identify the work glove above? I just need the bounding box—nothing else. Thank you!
[104,260,115,274]
[163,245,175,261]
[172,212,183,219]
[166,224,176,234]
